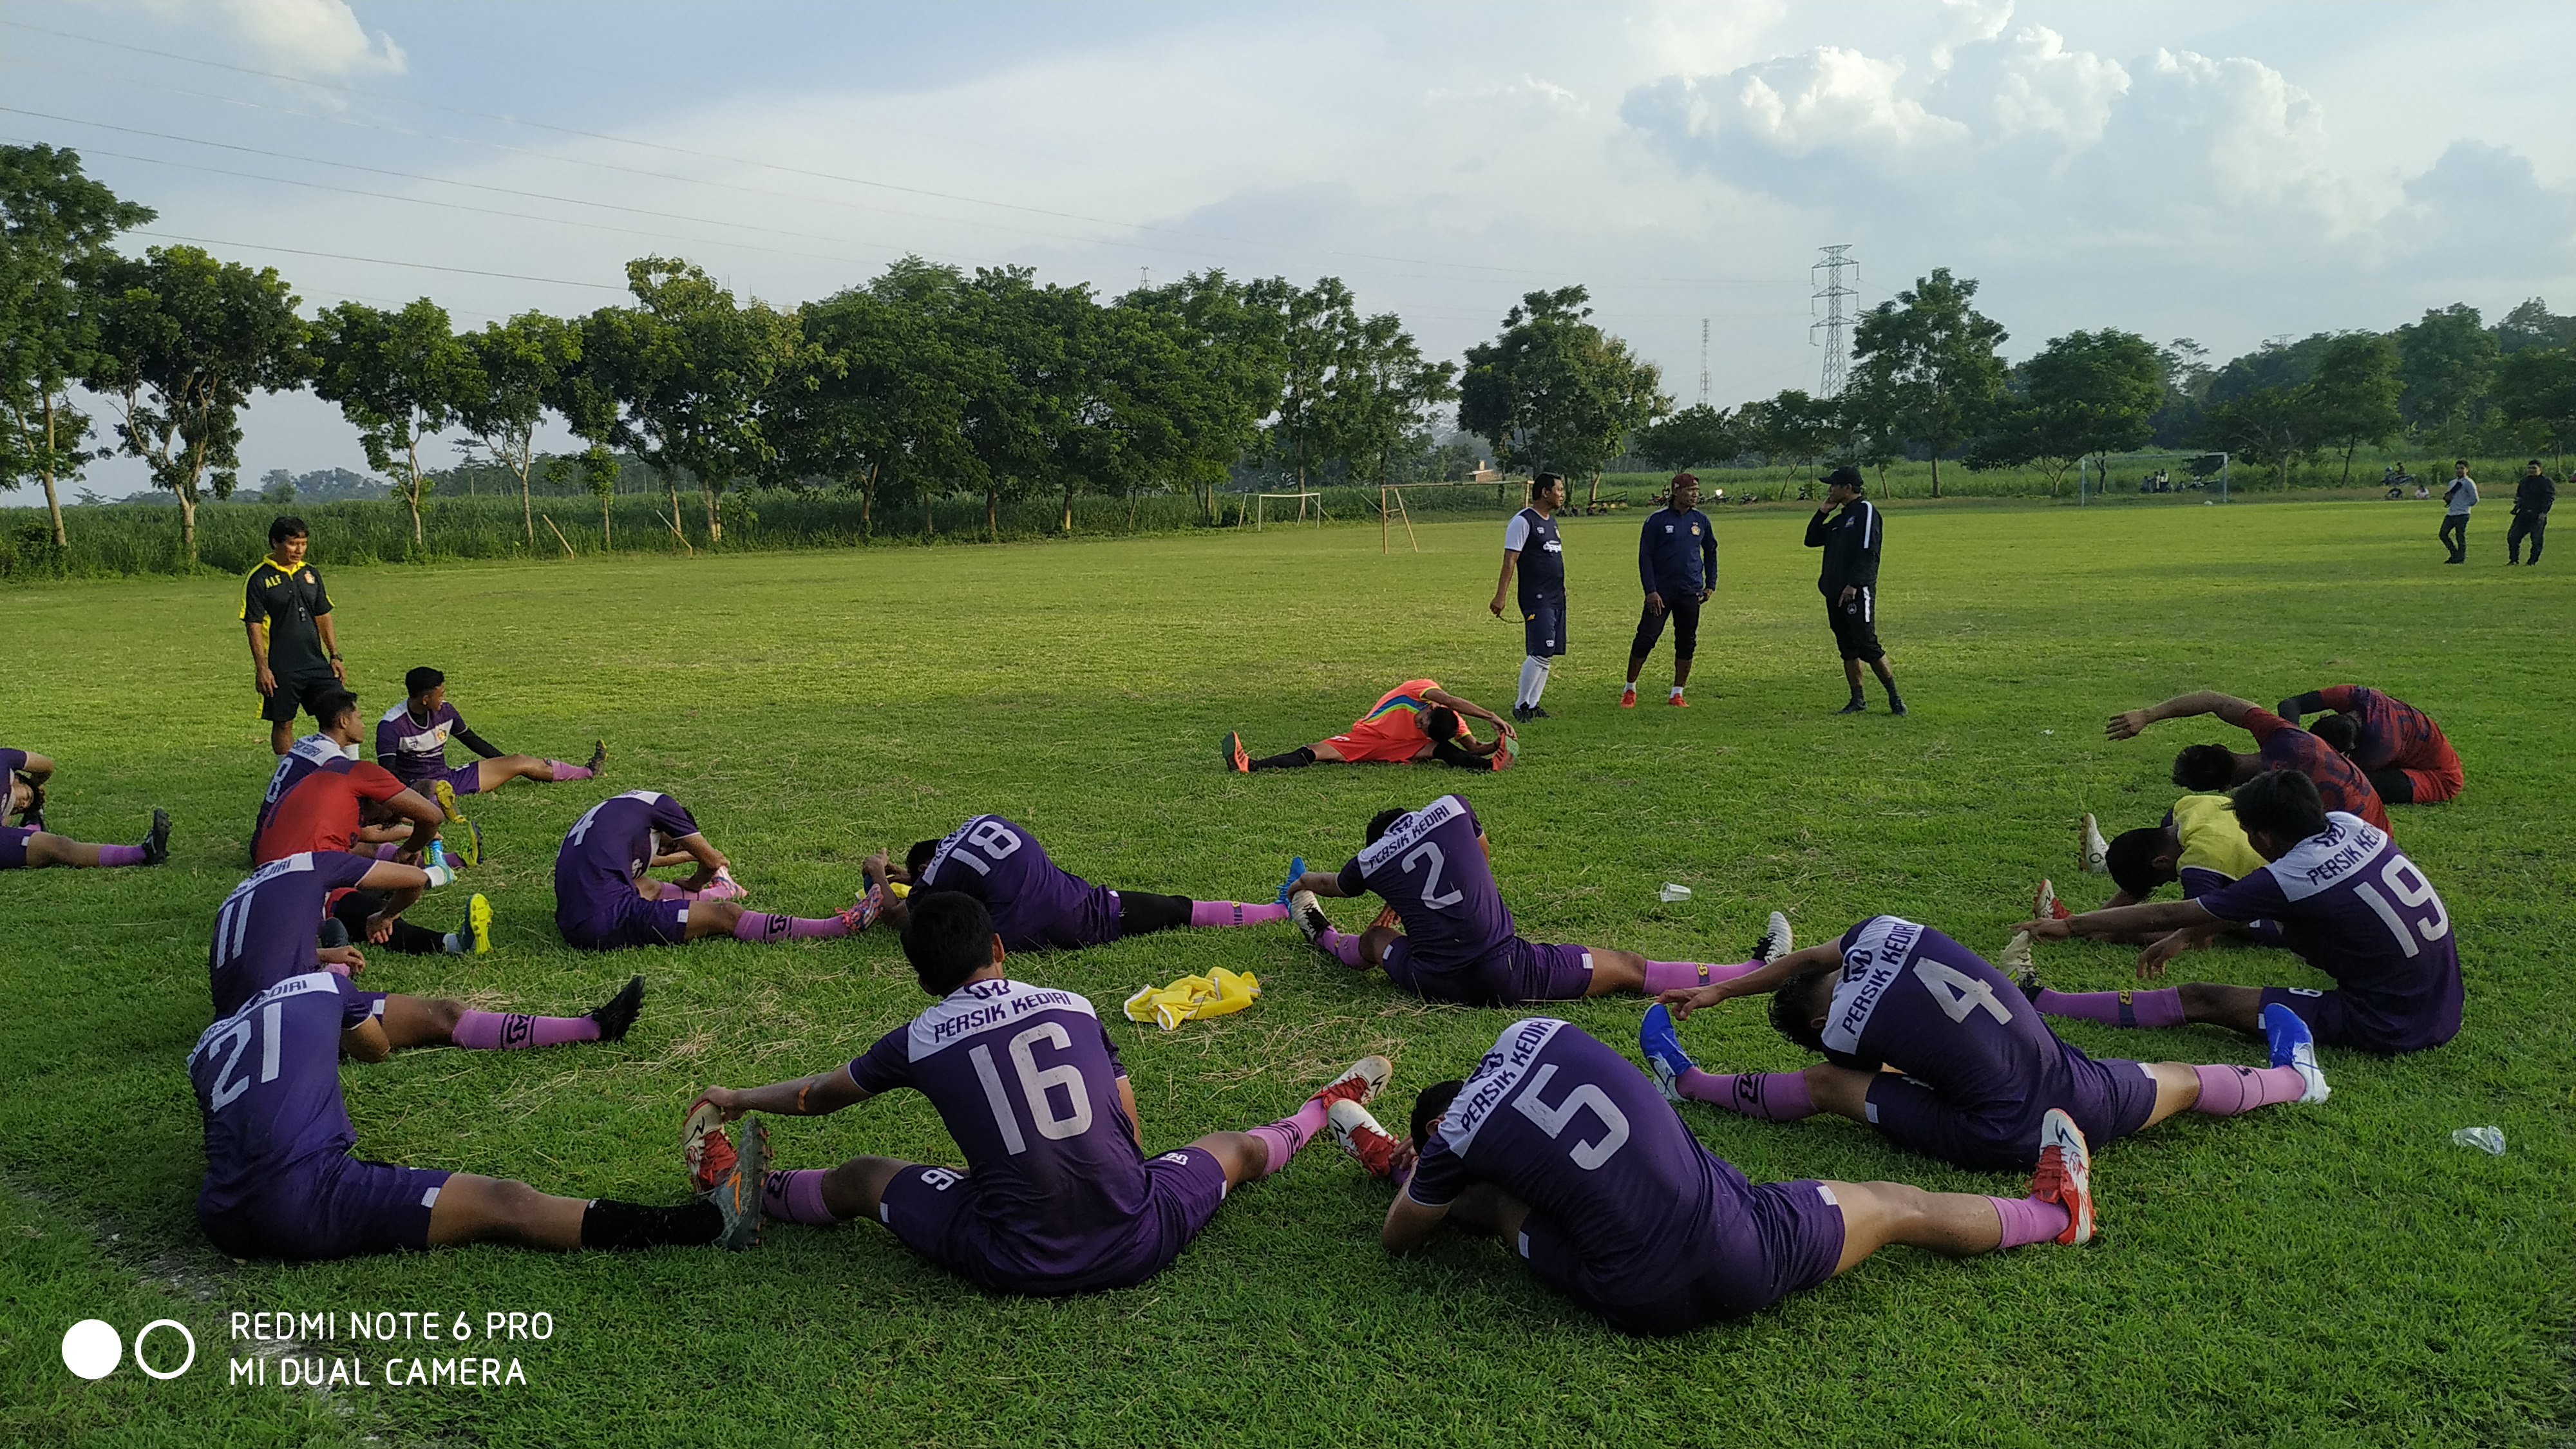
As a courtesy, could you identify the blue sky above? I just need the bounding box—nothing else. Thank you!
[7,0,2572,495]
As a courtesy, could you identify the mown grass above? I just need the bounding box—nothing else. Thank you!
[0,498,2567,1447]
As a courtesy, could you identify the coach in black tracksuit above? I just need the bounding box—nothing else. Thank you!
[2506,460,2553,565]
[1805,466,1905,716]
[1624,472,1717,708]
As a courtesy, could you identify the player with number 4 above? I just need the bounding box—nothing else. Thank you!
[2012,769,2461,1056]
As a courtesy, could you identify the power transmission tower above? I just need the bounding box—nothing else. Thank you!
[1810,245,1857,398]
[1697,318,1711,409]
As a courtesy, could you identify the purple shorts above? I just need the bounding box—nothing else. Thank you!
[1864,1046,2157,1171]
[0,826,30,869]
[1520,1177,1846,1335]
[1386,936,1595,1005]
[558,891,690,951]
[430,762,484,799]
[2260,985,2450,1055]
[874,1146,1229,1296]
[200,1155,451,1262]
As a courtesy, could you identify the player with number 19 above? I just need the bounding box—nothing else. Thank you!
[875,813,1289,953]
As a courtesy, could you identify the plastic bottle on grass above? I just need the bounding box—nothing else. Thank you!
[2450,1126,2505,1155]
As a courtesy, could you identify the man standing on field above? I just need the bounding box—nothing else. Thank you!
[2506,460,2552,565]
[243,516,348,755]
[1806,466,1903,715]
[1622,473,1716,710]
[1491,472,1568,723]
[2439,459,2476,564]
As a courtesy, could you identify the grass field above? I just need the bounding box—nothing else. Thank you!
[2,498,2568,1447]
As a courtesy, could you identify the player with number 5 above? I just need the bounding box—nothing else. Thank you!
[2013,769,2461,1056]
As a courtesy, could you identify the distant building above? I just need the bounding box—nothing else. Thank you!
[1468,459,1502,483]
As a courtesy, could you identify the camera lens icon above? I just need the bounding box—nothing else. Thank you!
[62,1318,195,1380]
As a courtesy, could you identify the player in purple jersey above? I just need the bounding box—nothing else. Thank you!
[3,746,167,870]
[874,814,1289,953]
[1280,793,1776,1005]
[2015,770,2462,1055]
[1639,915,2325,1172]
[1325,1019,2096,1336]
[214,850,645,1056]
[683,891,1394,1285]
[191,970,758,1260]
[377,666,603,802]
[553,790,871,952]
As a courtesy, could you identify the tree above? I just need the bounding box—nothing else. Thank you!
[545,446,621,551]
[1459,285,1669,493]
[2495,346,2576,469]
[1121,270,1288,522]
[2394,304,2497,438]
[456,311,578,547]
[2494,298,2576,355]
[80,245,307,565]
[1972,329,2163,492]
[309,298,475,549]
[1632,404,1737,471]
[1318,310,1457,492]
[1842,267,2008,498]
[2196,383,2317,489]
[1264,277,1361,493]
[0,144,154,549]
[2303,332,2403,483]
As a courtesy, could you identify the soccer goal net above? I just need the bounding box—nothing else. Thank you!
[2077,452,2229,506]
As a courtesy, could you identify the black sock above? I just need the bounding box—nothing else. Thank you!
[1115,891,1193,935]
[1249,746,1316,770]
[1431,740,1488,770]
[579,1198,721,1251]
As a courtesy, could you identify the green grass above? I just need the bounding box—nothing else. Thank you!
[1,500,2568,1447]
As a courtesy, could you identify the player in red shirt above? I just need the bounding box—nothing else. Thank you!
[2278,685,2464,805]
[2106,690,2391,834]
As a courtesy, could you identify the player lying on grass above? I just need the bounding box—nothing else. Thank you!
[553,790,870,951]
[378,665,603,804]
[1637,914,2325,1173]
[1225,677,1515,773]
[1322,1018,2096,1337]
[2278,684,2464,806]
[1281,792,1787,1005]
[871,813,1289,954]
[4,744,53,829]
[2107,689,2391,833]
[2014,770,2461,1056]
[683,891,1394,1286]
[214,851,641,1056]
[3,750,166,871]
[191,971,757,1262]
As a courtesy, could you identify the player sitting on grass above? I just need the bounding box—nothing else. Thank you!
[553,790,870,951]
[2107,689,2391,833]
[4,746,166,871]
[214,850,639,1055]
[1225,677,1515,773]
[1637,914,2325,1174]
[2014,770,2461,1056]
[2278,684,2464,806]
[1322,1017,2096,1337]
[378,665,603,804]
[1280,792,1786,1005]
[872,814,1290,954]
[192,970,756,1261]
[683,891,1394,1287]
[2025,793,2282,967]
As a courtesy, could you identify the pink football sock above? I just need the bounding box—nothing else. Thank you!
[1246,1095,1333,1179]
[2191,1063,2307,1115]
[2034,987,2185,1029]
[1316,927,1366,967]
[1986,1194,2071,1249]
[762,1169,840,1226]
[95,844,146,867]
[452,1010,601,1050]
[733,911,850,943]
[375,843,402,860]
[545,760,596,781]
[1190,900,1291,927]
[1681,1070,1819,1121]
[1642,960,1761,994]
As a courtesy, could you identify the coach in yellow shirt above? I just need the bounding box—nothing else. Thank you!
[242,516,347,755]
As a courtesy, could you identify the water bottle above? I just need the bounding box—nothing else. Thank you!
[2449,1126,2505,1155]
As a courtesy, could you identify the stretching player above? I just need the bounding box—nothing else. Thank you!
[554,790,868,951]
[874,813,1289,954]
[4,748,166,869]
[2279,684,2463,806]
[192,971,757,1260]
[683,891,1393,1288]
[5,745,52,828]
[1325,1018,2096,1337]
[251,719,487,958]
[2016,770,2461,1056]
[214,851,638,1055]
[2025,793,2278,968]
[2107,689,2390,833]
[1638,914,2324,1173]
[1281,792,1786,1005]
[1226,678,1515,773]
[378,666,603,802]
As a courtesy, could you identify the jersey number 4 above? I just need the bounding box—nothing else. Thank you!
[1914,958,2012,1026]
[968,1023,1092,1154]
[1401,841,1466,909]
[2353,857,2448,958]
[1511,1064,1629,1170]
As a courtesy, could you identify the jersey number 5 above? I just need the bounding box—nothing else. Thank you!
[1511,1064,1630,1170]
[2353,857,2448,959]
[1402,842,1466,909]
[968,1023,1092,1154]
[1913,958,2012,1026]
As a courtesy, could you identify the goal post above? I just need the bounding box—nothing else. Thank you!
[1251,491,1327,529]
[2078,451,2228,506]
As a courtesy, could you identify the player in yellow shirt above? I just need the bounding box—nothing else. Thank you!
[2020,794,2278,971]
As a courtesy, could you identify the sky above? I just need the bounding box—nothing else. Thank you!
[7,0,2573,497]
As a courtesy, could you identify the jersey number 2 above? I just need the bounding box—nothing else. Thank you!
[1511,1065,1629,1170]
[968,1023,1092,1154]
[1401,842,1466,909]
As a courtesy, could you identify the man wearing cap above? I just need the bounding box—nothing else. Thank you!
[1491,472,1569,722]
[1620,473,1717,710]
[1806,466,1904,716]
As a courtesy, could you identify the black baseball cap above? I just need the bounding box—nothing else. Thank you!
[1820,465,1866,491]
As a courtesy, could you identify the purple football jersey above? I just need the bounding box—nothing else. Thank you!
[191,971,374,1222]
[1406,1018,1728,1305]
[254,734,359,846]
[375,701,464,789]
[1335,795,1514,984]
[1,747,24,779]
[1822,916,2056,1105]
[553,791,701,933]
[2197,812,2462,1050]
[914,816,1119,952]
[209,851,380,1017]
[846,979,1148,1282]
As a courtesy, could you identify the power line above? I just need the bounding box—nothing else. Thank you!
[127,230,627,290]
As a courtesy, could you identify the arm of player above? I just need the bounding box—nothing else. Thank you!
[2017,897,2217,944]
[2105,691,2259,741]
[697,1065,871,1122]
[864,851,911,931]
[386,788,446,852]
[15,753,53,783]
[245,620,276,696]
[1490,547,1520,617]
[1380,1189,1450,1255]
[451,719,504,760]
[1117,1075,1144,1151]
[666,831,732,891]
[1421,687,1515,739]
[1292,867,1359,899]
[1658,940,1845,1019]
[2275,690,2331,724]
[341,1017,391,1064]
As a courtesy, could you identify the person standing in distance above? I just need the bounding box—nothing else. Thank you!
[1620,473,1716,710]
[2438,459,2476,564]
[243,516,348,755]
[1490,473,1569,722]
[1806,466,1903,716]
[2505,460,2552,565]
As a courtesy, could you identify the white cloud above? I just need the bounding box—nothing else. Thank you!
[1931,0,2013,69]
[122,0,406,76]
[1947,26,2128,146]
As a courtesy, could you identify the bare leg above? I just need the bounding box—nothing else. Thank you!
[1625,649,1649,687]
[1870,656,1897,688]
[2134,1061,2204,1128]
[475,755,558,791]
[1799,1063,1880,1122]
[1356,923,1401,969]
[23,833,109,867]
[817,1156,919,1222]
[684,898,746,940]
[425,1173,590,1249]
[1583,947,1647,997]
[2179,981,2266,1034]
[271,720,296,755]
[1843,658,1864,694]
[378,994,466,1049]
[1673,654,1694,689]
[1191,1130,1272,1188]
[1822,1180,2007,1273]
[1306,739,1350,762]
